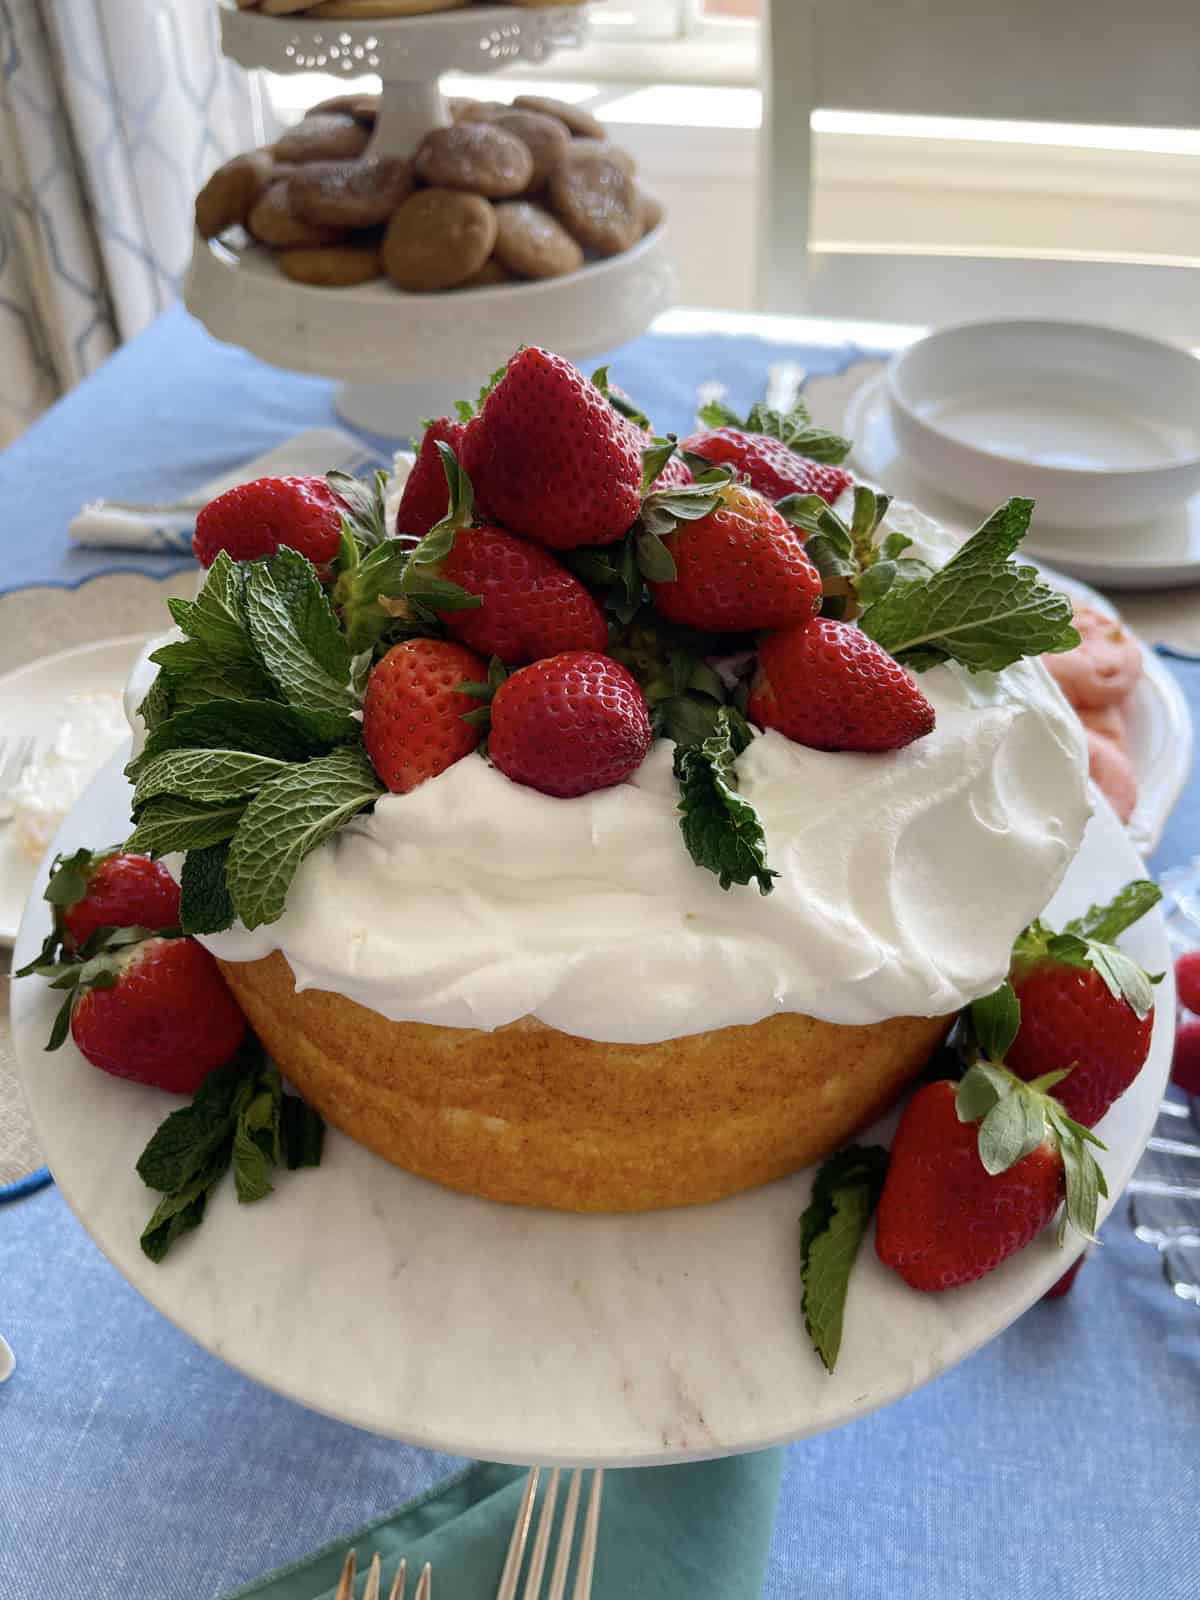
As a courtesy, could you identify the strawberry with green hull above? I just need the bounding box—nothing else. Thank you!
[681,426,852,506]
[647,482,823,633]
[462,347,643,550]
[362,637,487,794]
[1005,880,1161,1127]
[36,848,181,955]
[487,650,653,799]
[193,475,346,570]
[395,416,471,539]
[750,617,936,753]
[437,522,608,664]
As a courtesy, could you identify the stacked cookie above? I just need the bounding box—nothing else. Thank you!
[194,92,661,292]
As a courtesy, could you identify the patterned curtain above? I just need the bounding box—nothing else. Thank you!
[0,0,261,445]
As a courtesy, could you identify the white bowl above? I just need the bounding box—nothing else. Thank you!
[885,320,1200,528]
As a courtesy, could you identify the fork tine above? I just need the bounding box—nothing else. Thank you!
[387,1556,407,1600]
[571,1470,603,1600]
[546,1469,583,1600]
[496,1467,540,1600]
[414,1562,432,1600]
[364,1551,382,1600]
[520,1466,560,1600]
[335,1549,357,1600]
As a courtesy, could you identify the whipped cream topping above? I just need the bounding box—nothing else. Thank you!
[133,502,1090,1041]
[201,666,1088,1042]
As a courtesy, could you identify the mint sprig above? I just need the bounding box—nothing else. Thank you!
[224,745,384,931]
[673,707,776,894]
[696,395,851,465]
[858,498,1080,673]
[799,1145,889,1373]
[179,842,235,935]
[243,551,357,717]
[777,485,932,619]
[136,1040,324,1262]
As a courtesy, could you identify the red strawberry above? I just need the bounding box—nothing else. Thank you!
[489,650,652,798]
[47,849,181,953]
[1171,1017,1200,1094]
[462,348,642,549]
[875,1080,1065,1291]
[647,483,822,633]
[438,524,607,665]
[749,618,935,752]
[680,426,852,506]
[1005,903,1157,1127]
[193,476,345,569]
[1175,949,1200,1014]
[362,637,486,794]
[395,417,470,540]
[1044,1251,1088,1299]
[69,936,246,1095]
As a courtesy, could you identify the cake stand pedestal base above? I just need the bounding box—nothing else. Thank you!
[334,378,481,439]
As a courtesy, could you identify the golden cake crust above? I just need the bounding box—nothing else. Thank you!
[220,952,951,1212]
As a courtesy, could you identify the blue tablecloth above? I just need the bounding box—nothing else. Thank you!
[2,305,1198,1599]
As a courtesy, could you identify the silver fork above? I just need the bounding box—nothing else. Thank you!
[334,1547,431,1600]
[495,1468,604,1600]
[0,736,35,822]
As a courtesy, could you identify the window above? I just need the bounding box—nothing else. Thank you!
[589,0,760,43]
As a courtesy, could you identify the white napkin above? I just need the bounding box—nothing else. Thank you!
[68,428,384,552]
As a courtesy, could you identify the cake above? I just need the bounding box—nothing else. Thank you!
[121,415,1089,1212]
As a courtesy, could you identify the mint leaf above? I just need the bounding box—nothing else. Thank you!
[224,745,383,930]
[133,749,295,810]
[133,699,357,771]
[859,499,1080,673]
[126,795,246,857]
[136,1049,254,1192]
[137,671,175,732]
[151,645,280,710]
[970,982,1020,1063]
[140,1156,225,1263]
[673,707,776,894]
[179,842,234,935]
[799,1145,888,1373]
[1063,879,1162,945]
[168,552,253,665]
[243,558,357,717]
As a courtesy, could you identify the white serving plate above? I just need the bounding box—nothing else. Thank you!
[0,636,152,947]
[846,371,1200,590]
[886,320,1200,529]
[12,751,1174,1465]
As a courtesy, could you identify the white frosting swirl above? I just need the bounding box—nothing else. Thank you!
[201,655,1087,1040]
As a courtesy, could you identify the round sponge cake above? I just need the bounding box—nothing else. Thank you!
[219,952,950,1211]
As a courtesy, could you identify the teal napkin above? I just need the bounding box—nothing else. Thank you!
[224,1452,785,1599]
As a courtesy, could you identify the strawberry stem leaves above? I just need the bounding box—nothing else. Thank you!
[695,395,852,465]
[970,982,1021,1064]
[799,1144,888,1372]
[1062,879,1163,945]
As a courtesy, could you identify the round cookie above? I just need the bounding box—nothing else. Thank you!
[382,188,497,291]
[493,201,583,279]
[412,123,533,199]
[289,157,412,228]
[306,93,379,126]
[548,147,641,256]
[246,181,349,249]
[277,245,384,287]
[512,94,604,140]
[449,98,507,124]
[306,0,470,15]
[194,150,275,239]
[491,110,571,190]
[569,138,636,177]
[272,114,370,166]
[459,256,516,288]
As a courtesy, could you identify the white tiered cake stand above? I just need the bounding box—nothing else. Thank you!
[184,1,677,436]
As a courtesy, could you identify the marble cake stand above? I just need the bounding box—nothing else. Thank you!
[12,752,1174,1465]
[185,1,676,436]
